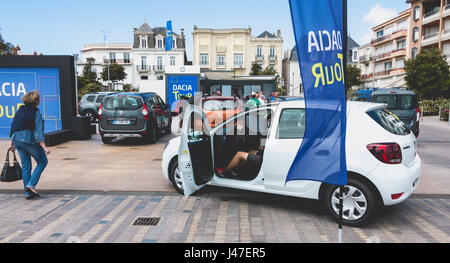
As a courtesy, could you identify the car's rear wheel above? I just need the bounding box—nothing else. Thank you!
[101,136,114,144]
[323,178,378,227]
[169,159,184,194]
[83,110,97,122]
[144,127,157,144]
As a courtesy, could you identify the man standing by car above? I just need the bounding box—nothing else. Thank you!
[245,92,260,111]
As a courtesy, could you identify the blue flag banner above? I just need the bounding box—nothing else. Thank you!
[286,0,347,186]
[166,21,173,51]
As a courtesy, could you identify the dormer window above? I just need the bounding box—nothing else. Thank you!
[140,37,147,48]
[156,37,164,49]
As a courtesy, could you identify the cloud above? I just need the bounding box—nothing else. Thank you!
[363,3,397,25]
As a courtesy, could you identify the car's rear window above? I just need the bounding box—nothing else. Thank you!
[371,94,417,110]
[367,108,411,136]
[202,100,237,111]
[103,96,142,110]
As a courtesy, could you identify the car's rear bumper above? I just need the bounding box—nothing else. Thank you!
[371,155,422,206]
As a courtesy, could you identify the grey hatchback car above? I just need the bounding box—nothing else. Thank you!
[99,94,157,144]
[370,88,420,137]
[79,92,113,122]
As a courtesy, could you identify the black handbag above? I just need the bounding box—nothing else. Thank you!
[1,147,22,182]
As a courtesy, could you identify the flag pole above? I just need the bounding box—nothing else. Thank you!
[339,0,348,244]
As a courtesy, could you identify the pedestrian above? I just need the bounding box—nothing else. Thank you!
[216,90,222,96]
[258,91,266,105]
[9,91,50,200]
[245,92,260,111]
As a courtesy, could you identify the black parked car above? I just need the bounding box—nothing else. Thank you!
[98,92,172,144]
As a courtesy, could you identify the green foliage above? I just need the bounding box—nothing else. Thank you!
[419,98,450,116]
[101,63,127,82]
[262,66,277,75]
[250,61,262,75]
[405,49,450,99]
[0,30,13,55]
[346,64,363,92]
[78,82,103,98]
[82,57,97,82]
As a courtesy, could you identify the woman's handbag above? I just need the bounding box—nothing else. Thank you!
[1,147,22,182]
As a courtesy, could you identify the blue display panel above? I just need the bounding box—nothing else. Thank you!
[0,68,62,138]
[167,75,199,111]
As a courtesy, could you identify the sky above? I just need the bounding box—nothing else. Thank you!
[0,0,410,60]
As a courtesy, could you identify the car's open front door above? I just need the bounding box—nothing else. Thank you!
[178,105,214,197]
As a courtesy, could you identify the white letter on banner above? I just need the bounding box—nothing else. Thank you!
[308,31,320,53]
[332,30,339,51]
[17,83,26,96]
[323,31,332,51]
[2,83,11,96]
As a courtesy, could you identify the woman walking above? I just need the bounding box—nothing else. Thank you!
[9,91,50,200]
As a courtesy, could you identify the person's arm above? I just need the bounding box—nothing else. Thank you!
[34,111,50,155]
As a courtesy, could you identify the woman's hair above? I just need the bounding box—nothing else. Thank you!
[21,91,41,107]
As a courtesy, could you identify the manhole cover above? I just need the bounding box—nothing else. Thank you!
[132,217,161,226]
[63,158,79,161]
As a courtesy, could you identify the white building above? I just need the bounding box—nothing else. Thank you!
[282,46,302,96]
[77,22,198,102]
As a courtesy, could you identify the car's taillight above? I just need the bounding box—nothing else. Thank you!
[98,104,103,120]
[416,107,420,122]
[142,105,149,120]
[367,143,402,164]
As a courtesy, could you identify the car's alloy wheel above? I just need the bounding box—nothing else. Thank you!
[331,186,368,221]
[84,110,97,122]
[169,160,184,194]
[323,178,378,227]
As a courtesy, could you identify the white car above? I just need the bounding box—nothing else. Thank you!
[162,101,421,226]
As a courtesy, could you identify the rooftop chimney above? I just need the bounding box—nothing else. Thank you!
[181,28,185,38]
[277,29,281,38]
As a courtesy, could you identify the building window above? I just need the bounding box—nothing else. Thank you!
[397,39,406,50]
[234,53,243,67]
[123,53,130,63]
[257,46,263,58]
[352,50,358,61]
[141,56,147,68]
[384,62,392,71]
[109,53,116,63]
[412,27,420,42]
[157,56,163,70]
[412,47,419,58]
[376,30,384,39]
[173,37,177,49]
[396,59,405,68]
[200,53,209,66]
[217,54,226,68]
[170,56,176,66]
[414,6,420,21]
[141,75,149,80]
[270,45,275,58]
[157,39,163,49]
[141,38,147,48]
[269,63,275,71]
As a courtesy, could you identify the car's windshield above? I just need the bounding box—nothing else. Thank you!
[371,94,417,110]
[367,108,411,136]
[103,96,142,110]
[202,99,238,111]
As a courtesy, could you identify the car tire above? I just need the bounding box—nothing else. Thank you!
[145,127,157,144]
[83,110,97,122]
[169,159,184,195]
[101,136,114,144]
[323,178,378,227]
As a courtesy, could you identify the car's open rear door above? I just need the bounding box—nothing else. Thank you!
[178,105,214,197]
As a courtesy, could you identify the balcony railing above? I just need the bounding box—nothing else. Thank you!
[153,65,165,72]
[374,70,391,77]
[424,9,440,19]
[268,55,277,60]
[371,34,391,45]
[376,52,392,60]
[255,55,264,61]
[423,32,438,41]
[422,8,441,24]
[359,55,370,63]
[136,65,151,72]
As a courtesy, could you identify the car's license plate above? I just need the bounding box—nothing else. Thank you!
[113,120,131,125]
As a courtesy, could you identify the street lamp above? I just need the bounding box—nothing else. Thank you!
[106,63,111,91]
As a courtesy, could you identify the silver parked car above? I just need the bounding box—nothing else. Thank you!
[78,92,114,122]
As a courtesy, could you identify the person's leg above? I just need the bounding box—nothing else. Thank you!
[25,144,48,190]
[13,141,32,197]
[226,152,249,171]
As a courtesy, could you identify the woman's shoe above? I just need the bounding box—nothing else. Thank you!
[26,187,40,198]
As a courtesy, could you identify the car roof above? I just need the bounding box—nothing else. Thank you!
[371,88,415,95]
[202,96,237,101]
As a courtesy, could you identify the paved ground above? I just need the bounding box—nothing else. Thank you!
[0,191,448,243]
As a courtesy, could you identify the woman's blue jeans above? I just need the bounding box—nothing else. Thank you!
[12,141,48,197]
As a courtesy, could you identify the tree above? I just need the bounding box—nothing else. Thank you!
[78,82,103,97]
[101,63,127,83]
[82,57,98,82]
[250,61,262,75]
[0,30,13,55]
[346,64,363,92]
[405,48,450,99]
[262,66,277,75]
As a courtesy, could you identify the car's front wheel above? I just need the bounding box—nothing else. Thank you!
[83,110,97,122]
[101,136,114,144]
[323,178,379,227]
[169,159,184,195]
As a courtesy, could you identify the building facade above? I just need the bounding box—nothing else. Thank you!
[77,22,196,102]
[407,0,450,63]
[357,9,411,88]
[192,27,283,76]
